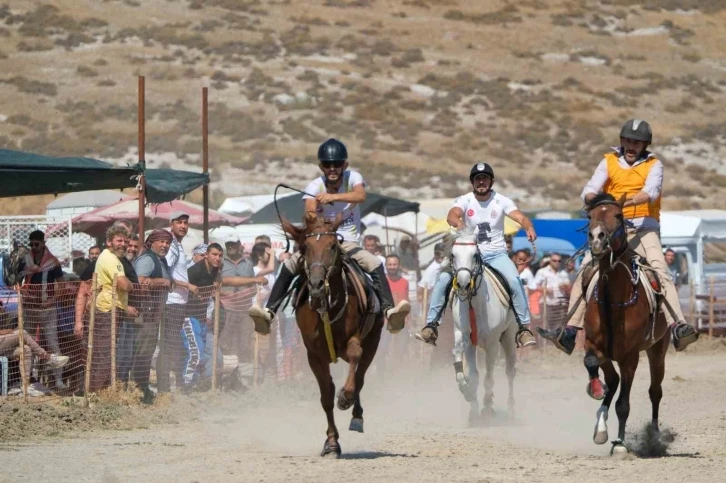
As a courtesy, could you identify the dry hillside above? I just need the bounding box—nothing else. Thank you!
[0,0,724,215]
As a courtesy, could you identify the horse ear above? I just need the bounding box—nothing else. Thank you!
[329,213,343,233]
[280,216,304,243]
[304,211,319,227]
[616,194,627,208]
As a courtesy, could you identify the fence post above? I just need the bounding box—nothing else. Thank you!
[212,285,221,390]
[709,276,715,338]
[421,286,428,371]
[689,279,695,328]
[111,274,118,387]
[17,289,28,404]
[84,273,98,408]
[253,286,261,389]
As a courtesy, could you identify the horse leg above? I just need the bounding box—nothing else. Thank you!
[480,343,498,421]
[611,354,639,457]
[593,358,619,445]
[307,352,340,458]
[501,325,517,420]
[464,343,480,426]
[452,301,471,392]
[337,336,361,412]
[350,316,382,433]
[584,348,607,400]
[646,330,669,433]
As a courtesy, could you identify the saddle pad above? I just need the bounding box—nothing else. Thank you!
[585,267,657,314]
[483,267,510,308]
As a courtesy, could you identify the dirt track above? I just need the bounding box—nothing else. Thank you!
[3,341,726,483]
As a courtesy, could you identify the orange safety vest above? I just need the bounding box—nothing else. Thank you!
[602,152,661,221]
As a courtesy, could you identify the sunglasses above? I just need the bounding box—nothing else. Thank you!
[322,161,345,169]
[29,242,43,247]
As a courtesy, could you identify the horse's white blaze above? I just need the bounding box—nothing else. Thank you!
[589,225,605,253]
[593,405,609,445]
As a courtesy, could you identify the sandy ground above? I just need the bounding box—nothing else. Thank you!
[2,341,726,483]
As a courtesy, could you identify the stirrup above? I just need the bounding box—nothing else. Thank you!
[672,322,699,352]
[415,324,438,346]
[249,305,273,335]
[515,327,536,348]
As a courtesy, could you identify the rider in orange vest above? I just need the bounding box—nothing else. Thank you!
[538,119,699,354]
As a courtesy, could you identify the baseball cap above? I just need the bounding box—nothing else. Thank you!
[169,211,190,222]
[224,233,241,244]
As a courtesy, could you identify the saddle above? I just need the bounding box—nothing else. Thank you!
[291,255,379,340]
[582,252,663,323]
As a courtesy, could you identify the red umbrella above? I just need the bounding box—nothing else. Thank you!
[60,197,247,238]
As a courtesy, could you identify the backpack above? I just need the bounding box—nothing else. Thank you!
[2,246,27,287]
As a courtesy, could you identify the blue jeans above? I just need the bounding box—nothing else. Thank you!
[426,252,530,326]
[117,319,136,382]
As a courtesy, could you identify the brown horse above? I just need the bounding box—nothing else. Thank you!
[583,193,670,457]
[281,213,383,458]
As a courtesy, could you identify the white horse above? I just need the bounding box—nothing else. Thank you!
[450,227,518,424]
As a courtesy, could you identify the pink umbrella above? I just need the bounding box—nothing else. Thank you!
[61,197,247,238]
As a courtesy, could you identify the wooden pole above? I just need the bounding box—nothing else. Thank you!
[111,274,117,387]
[414,212,421,282]
[542,278,548,353]
[689,278,695,328]
[253,285,261,388]
[212,285,221,390]
[137,76,146,245]
[421,286,428,371]
[709,276,715,338]
[384,207,390,254]
[84,273,98,407]
[17,290,28,403]
[202,86,209,244]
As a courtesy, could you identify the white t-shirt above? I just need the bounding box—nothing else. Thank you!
[253,266,276,306]
[303,170,365,243]
[165,237,189,305]
[530,267,571,306]
[453,191,518,256]
[519,267,534,288]
[418,260,442,290]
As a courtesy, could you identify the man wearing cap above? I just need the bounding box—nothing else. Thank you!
[158,211,196,393]
[415,162,538,349]
[538,119,699,354]
[249,138,411,336]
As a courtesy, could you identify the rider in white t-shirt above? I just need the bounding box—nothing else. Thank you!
[249,139,411,335]
[415,162,537,348]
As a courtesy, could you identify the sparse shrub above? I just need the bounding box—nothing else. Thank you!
[77,66,99,77]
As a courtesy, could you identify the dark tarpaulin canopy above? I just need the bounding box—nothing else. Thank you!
[0,148,209,203]
[247,191,420,224]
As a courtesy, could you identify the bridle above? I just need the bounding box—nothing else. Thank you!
[589,200,628,266]
[302,230,348,323]
[451,241,484,302]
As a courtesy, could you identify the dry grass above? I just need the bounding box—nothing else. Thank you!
[0,0,724,215]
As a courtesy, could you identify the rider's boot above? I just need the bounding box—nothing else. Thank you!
[416,322,439,346]
[249,265,296,335]
[671,321,699,351]
[515,326,537,348]
[536,325,579,355]
[370,264,410,333]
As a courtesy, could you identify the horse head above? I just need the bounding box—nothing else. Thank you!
[450,226,481,296]
[587,193,627,260]
[281,212,343,301]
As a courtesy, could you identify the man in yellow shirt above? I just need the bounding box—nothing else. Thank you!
[538,119,699,354]
[89,225,137,391]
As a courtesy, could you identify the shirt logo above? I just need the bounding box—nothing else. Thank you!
[476,163,485,171]
[467,209,474,217]
[117,265,122,271]
[491,210,497,219]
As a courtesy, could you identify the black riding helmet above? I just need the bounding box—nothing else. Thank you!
[469,162,495,182]
[620,119,652,144]
[317,138,348,163]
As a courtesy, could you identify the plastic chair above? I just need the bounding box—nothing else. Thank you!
[0,356,8,396]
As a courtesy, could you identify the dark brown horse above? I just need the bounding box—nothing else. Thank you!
[281,212,383,458]
[584,193,670,457]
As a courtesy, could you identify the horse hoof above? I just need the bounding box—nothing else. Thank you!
[321,440,342,458]
[336,388,354,411]
[349,418,364,433]
[610,442,628,458]
[586,380,608,401]
[593,407,609,445]
[480,406,495,422]
[507,406,515,421]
